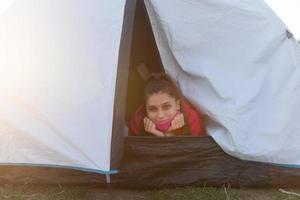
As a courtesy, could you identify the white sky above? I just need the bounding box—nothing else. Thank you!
[264,0,300,39]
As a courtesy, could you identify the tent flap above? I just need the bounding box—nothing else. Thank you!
[145,0,300,166]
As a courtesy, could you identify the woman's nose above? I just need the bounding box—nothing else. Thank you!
[157,110,164,118]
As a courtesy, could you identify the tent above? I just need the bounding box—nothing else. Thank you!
[0,0,300,188]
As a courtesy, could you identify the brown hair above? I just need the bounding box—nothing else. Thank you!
[144,73,181,102]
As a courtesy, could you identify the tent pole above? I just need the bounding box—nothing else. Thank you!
[105,174,111,184]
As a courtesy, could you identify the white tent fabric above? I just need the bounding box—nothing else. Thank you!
[0,0,125,173]
[145,0,300,166]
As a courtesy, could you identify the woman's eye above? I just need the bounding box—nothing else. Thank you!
[148,107,157,112]
[162,105,171,110]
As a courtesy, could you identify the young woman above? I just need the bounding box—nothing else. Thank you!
[129,73,206,137]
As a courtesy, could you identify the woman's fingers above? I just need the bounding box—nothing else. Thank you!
[171,113,185,130]
[144,118,152,132]
[144,117,164,136]
[143,118,148,131]
[179,113,185,127]
[174,116,179,129]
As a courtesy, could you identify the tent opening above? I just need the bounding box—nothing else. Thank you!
[125,0,164,124]
[124,0,209,137]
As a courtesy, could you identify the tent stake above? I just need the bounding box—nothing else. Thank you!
[106,174,111,184]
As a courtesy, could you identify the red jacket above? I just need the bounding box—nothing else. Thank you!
[128,98,206,136]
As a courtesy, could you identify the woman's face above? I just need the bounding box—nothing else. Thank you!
[146,92,180,123]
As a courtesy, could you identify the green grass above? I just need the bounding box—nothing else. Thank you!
[149,186,240,200]
[1,184,300,200]
[0,184,86,200]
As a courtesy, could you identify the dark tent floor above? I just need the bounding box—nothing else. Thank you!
[1,137,300,189]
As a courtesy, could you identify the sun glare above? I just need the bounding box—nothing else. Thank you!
[0,0,14,14]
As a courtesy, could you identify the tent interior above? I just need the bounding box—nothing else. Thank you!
[1,0,300,189]
[124,0,164,121]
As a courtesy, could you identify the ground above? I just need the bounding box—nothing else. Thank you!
[0,184,300,200]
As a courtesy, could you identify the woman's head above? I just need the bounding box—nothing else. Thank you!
[144,73,181,123]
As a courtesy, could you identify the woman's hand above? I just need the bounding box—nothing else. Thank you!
[168,112,185,132]
[143,117,164,137]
